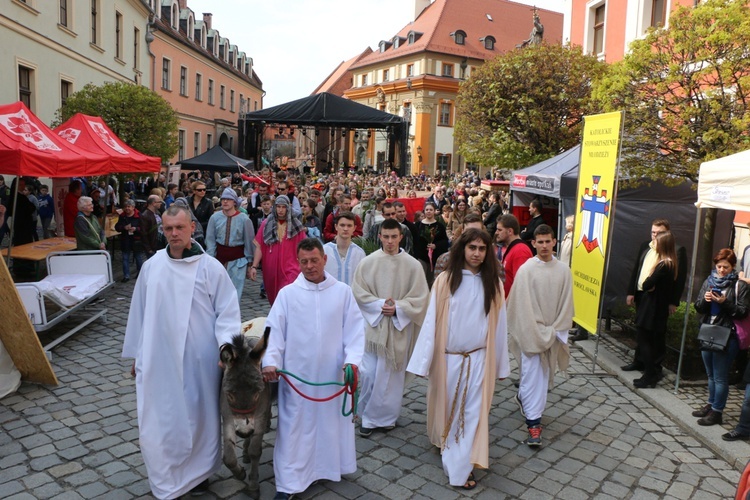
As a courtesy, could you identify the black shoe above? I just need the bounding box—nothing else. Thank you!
[359,426,374,437]
[570,330,589,342]
[121,277,130,283]
[692,404,712,417]
[621,362,644,372]
[259,290,267,299]
[633,377,658,388]
[190,479,209,496]
[697,410,723,426]
[722,429,750,441]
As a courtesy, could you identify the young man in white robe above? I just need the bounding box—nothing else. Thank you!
[262,238,365,500]
[122,205,241,499]
[507,224,574,447]
[408,228,510,490]
[352,218,429,436]
[324,211,366,286]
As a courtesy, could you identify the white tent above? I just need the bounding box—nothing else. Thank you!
[676,148,750,389]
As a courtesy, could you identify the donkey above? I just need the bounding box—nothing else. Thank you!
[220,322,272,496]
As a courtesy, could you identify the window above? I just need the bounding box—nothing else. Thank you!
[162,58,171,90]
[207,133,213,150]
[403,102,412,123]
[438,102,453,126]
[383,69,390,82]
[171,3,178,29]
[442,63,453,77]
[195,73,202,101]
[179,67,187,96]
[453,30,466,45]
[408,32,415,44]
[19,66,32,108]
[220,85,226,109]
[61,80,72,107]
[651,0,667,27]
[254,100,258,111]
[208,79,214,105]
[230,89,235,112]
[361,74,368,86]
[60,0,69,27]
[133,28,140,70]
[239,93,244,113]
[115,12,123,60]
[91,0,99,45]
[593,5,606,54]
[193,132,200,157]
[178,130,185,161]
[436,154,451,171]
[407,64,414,77]
[482,36,496,50]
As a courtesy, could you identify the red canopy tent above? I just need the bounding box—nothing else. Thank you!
[0,102,110,177]
[54,113,161,173]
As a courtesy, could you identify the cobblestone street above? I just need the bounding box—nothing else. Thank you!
[0,274,746,499]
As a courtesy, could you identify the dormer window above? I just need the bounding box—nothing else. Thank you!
[407,30,423,45]
[393,35,405,49]
[480,36,496,50]
[171,3,178,29]
[408,32,415,44]
[379,40,392,53]
[187,14,194,40]
[201,26,206,48]
[451,30,466,45]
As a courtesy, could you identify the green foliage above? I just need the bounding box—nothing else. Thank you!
[455,43,608,170]
[54,81,179,161]
[666,301,702,353]
[593,0,750,182]
[352,236,380,255]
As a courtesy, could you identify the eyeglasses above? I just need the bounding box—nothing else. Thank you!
[277,188,287,192]
[195,188,206,192]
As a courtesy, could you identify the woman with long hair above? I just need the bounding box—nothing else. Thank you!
[407,228,509,490]
[692,248,749,425]
[415,201,450,286]
[632,231,678,388]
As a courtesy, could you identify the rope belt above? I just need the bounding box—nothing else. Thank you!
[276,365,359,417]
[441,346,484,447]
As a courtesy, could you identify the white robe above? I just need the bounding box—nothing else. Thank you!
[407,271,510,486]
[122,246,240,499]
[324,241,366,286]
[263,272,365,495]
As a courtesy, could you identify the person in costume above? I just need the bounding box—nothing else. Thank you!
[249,195,306,305]
[323,211,365,286]
[352,218,429,437]
[408,228,509,490]
[205,187,256,301]
[262,237,364,500]
[122,204,240,499]
[507,224,574,447]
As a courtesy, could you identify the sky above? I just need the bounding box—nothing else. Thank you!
[186,0,566,108]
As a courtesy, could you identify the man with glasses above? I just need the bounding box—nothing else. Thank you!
[275,181,301,217]
[623,218,687,373]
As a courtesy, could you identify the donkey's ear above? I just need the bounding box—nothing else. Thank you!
[220,343,236,364]
[250,326,271,358]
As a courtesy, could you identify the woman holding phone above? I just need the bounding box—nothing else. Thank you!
[693,248,749,426]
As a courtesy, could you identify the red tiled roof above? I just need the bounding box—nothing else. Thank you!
[351,0,563,69]
[312,47,373,96]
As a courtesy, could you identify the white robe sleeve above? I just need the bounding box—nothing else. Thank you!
[210,263,242,346]
[341,290,365,367]
[122,262,149,359]
[495,303,511,379]
[359,299,386,327]
[263,291,288,369]
[406,288,438,376]
[392,304,412,331]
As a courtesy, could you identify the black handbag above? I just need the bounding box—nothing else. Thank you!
[697,323,732,352]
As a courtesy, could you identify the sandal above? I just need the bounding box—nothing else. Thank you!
[460,472,477,490]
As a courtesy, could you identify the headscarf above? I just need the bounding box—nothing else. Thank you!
[262,195,304,245]
[220,187,241,207]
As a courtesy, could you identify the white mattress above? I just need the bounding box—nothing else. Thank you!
[36,274,109,307]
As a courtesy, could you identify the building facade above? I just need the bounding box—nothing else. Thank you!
[1,0,152,125]
[565,0,694,62]
[341,0,563,175]
[148,0,263,165]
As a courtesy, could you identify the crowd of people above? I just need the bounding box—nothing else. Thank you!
[7,166,749,498]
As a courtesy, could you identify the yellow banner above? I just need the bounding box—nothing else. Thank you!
[571,111,622,334]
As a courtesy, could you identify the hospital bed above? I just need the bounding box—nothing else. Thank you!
[15,251,115,356]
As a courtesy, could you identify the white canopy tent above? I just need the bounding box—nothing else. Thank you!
[676,148,750,389]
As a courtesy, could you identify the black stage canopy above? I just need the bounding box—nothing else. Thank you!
[177,144,254,173]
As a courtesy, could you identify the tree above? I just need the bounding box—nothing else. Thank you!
[54,81,180,162]
[593,0,750,183]
[455,43,608,170]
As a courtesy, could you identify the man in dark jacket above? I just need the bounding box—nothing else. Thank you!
[115,200,144,282]
[622,218,687,373]
[141,195,164,259]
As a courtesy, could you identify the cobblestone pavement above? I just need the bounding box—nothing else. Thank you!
[0,269,744,499]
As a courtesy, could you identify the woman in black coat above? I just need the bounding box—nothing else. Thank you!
[633,231,677,388]
[692,248,749,426]
[415,201,449,287]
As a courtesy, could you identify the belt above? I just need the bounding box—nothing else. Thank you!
[442,346,484,448]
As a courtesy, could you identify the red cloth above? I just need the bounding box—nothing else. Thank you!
[386,197,426,222]
[63,192,80,237]
[255,219,306,305]
[502,241,533,298]
[323,212,363,242]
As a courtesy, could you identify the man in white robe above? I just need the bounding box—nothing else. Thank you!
[122,205,241,499]
[507,224,574,448]
[408,228,510,489]
[324,211,365,286]
[352,218,429,436]
[262,238,364,500]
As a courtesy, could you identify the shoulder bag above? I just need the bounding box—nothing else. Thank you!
[697,323,731,352]
[734,282,750,350]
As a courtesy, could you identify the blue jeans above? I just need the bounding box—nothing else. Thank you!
[122,250,145,279]
[702,334,739,412]
[737,385,750,435]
